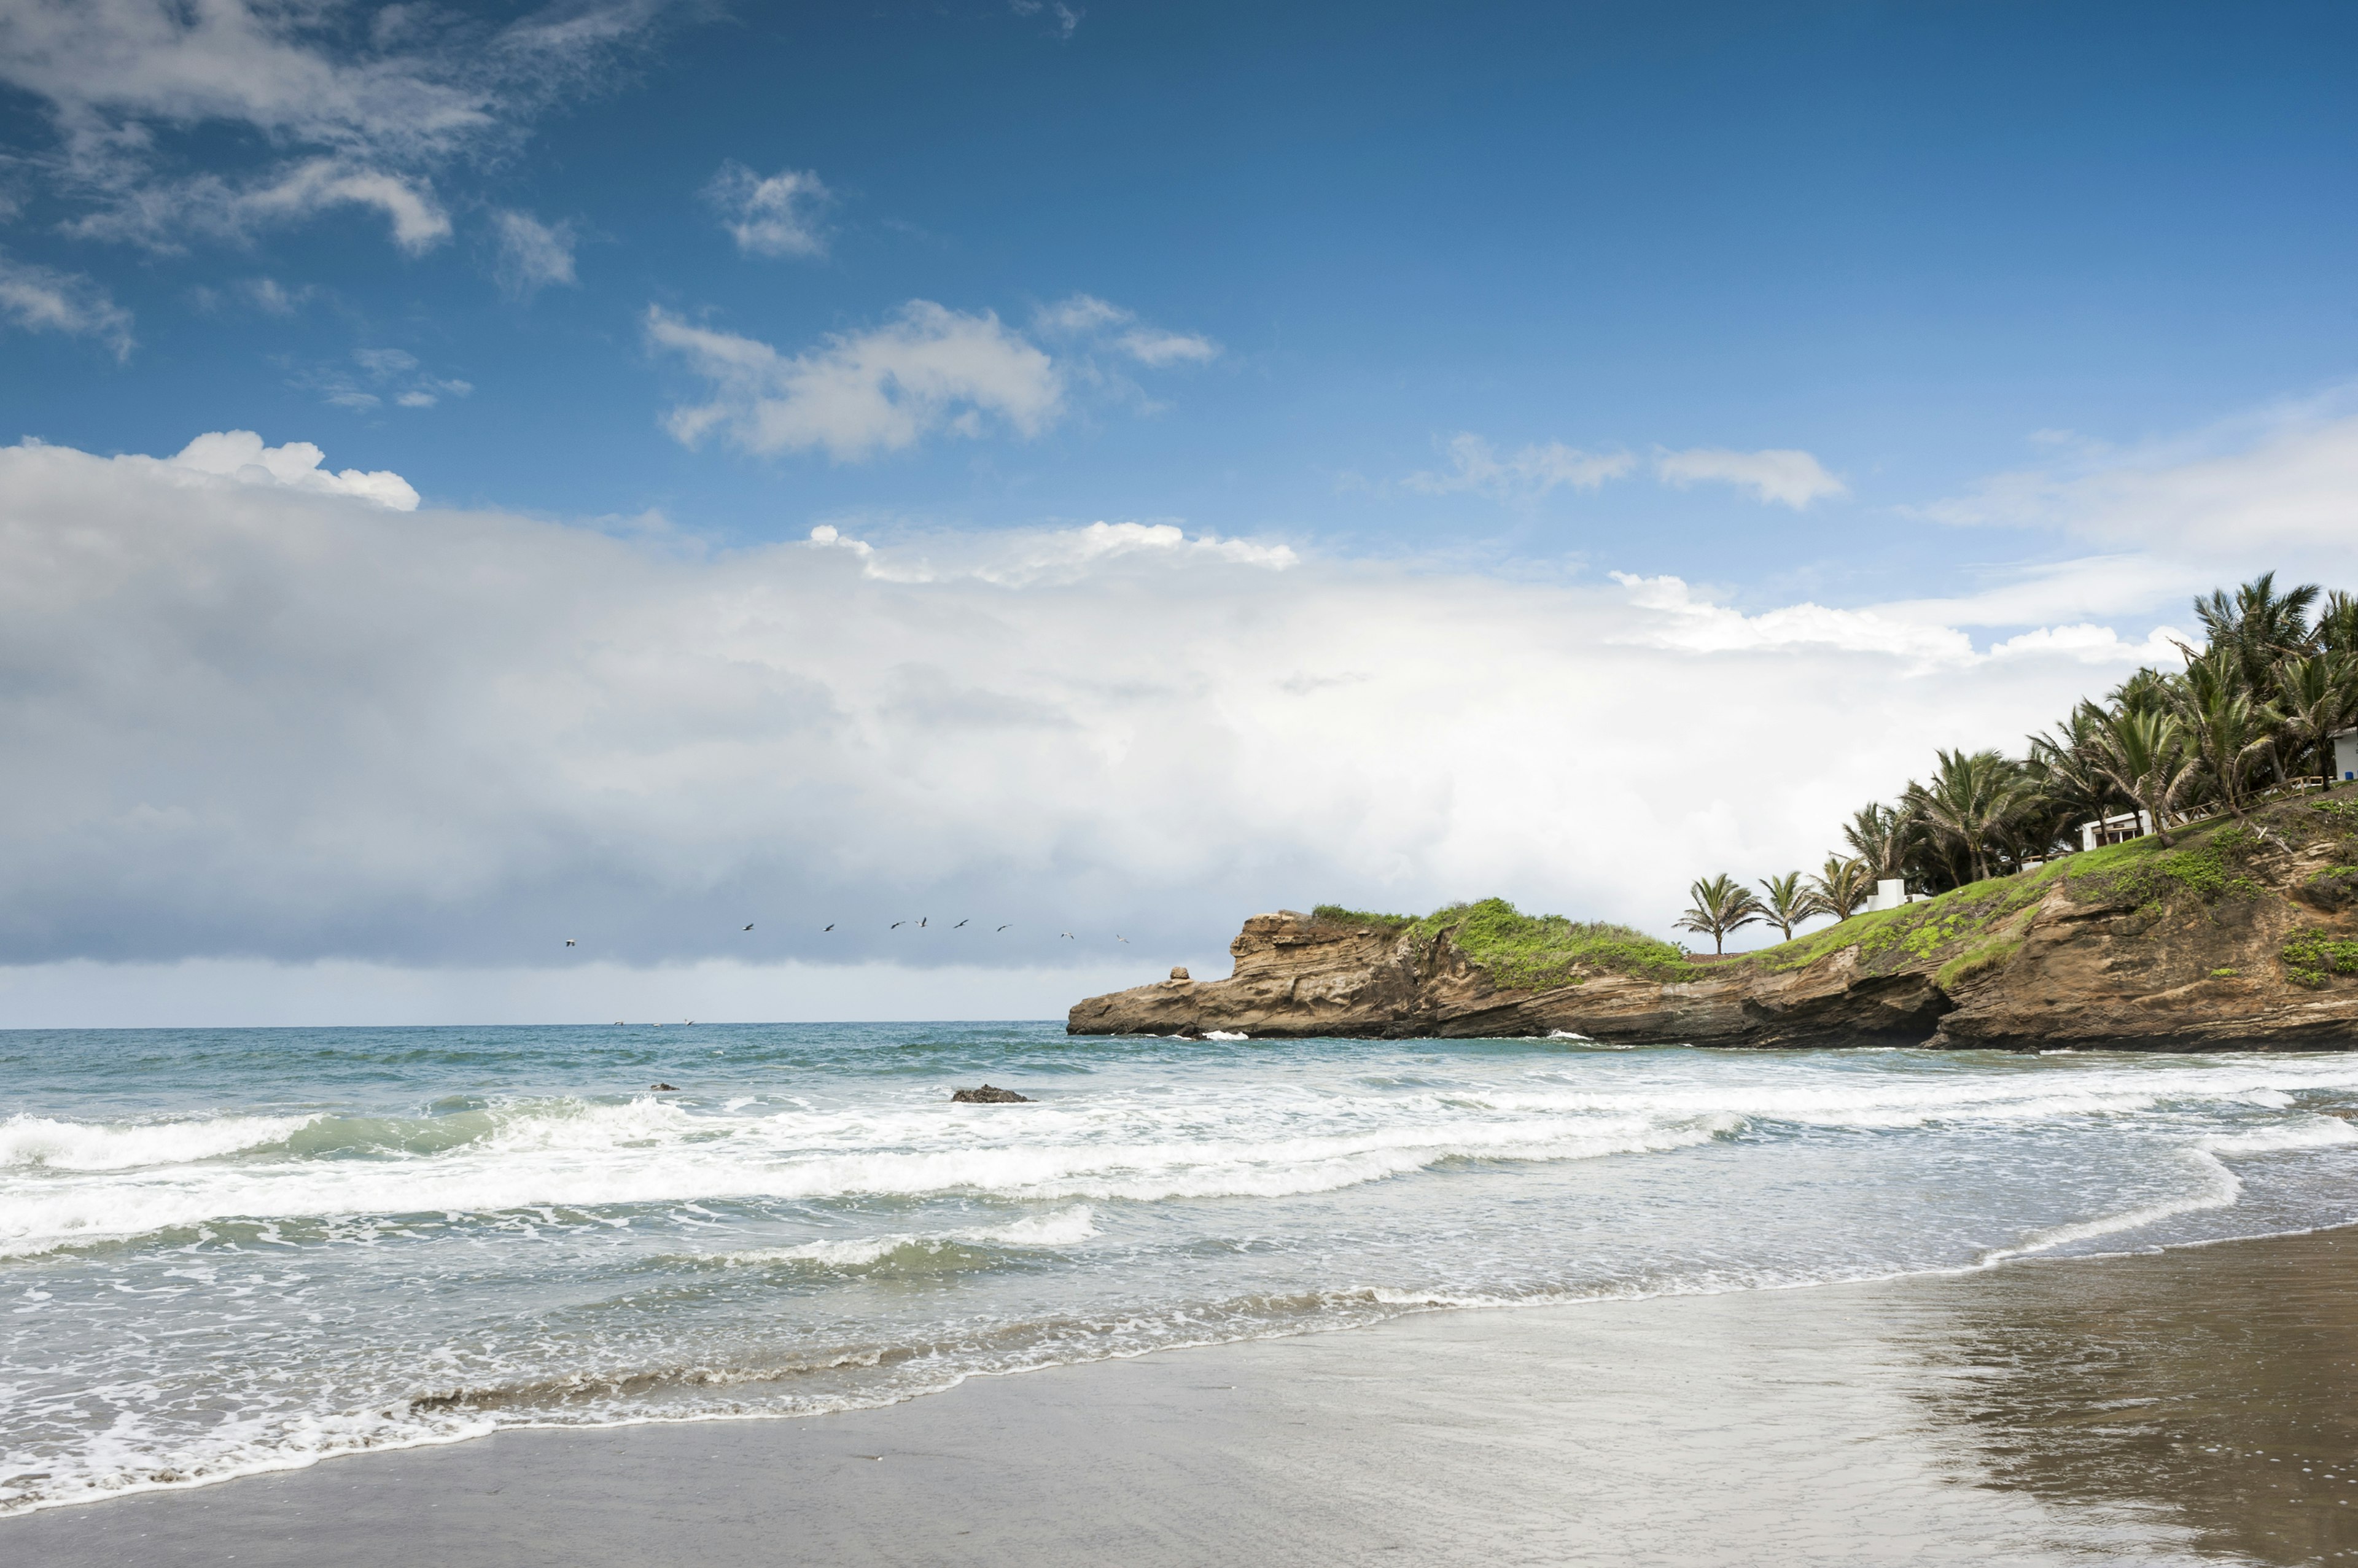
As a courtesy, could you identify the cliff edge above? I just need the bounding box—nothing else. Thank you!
[1068,788,2358,1050]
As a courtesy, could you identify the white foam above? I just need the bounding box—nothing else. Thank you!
[695,1205,1102,1268]
[1204,1030,1249,1041]
[0,1112,315,1171]
[1979,1148,2243,1264]
[2201,1117,2358,1155]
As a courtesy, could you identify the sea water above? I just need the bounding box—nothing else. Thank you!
[6,1022,2358,1515]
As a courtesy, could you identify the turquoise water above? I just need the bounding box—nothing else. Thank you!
[7,1021,2358,1514]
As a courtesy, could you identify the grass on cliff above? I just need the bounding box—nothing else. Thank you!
[1312,898,1691,988]
[1317,788,2358,996]
[1741,812,2288,986]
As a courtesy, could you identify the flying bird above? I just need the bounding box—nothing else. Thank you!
[997,924,1011,932]
[565,939,577,947]
[1116,935,1130,943]
[824,923,835,932]
[954,919,968,929]
[920,917,928,928]
[743,923,755,931]
[1059,932,1075,939]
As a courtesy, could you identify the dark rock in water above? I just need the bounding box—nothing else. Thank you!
[951,1084,1032,1103]
[649,1082,679,1091]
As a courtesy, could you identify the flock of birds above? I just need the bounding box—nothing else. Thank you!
[563,922,1135,948]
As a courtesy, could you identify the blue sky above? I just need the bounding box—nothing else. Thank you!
[10,1,2356,584]
[2,1,2357,1022]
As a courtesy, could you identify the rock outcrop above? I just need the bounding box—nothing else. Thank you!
[951,1084,1033,1103]
[1069,791,2358,1051]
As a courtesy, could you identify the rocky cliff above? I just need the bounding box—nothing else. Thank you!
[1068,788,2358,1050]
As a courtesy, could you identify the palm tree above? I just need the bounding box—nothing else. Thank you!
[2025,703,2127,852]
[1807,855,1874,920]
[1674,874,1762,956]
[2171,648,2281,819]
[2085,707,2198,848]
[1756,871,1815,942]
[2316,591,2358,658]
[1904,748,2035,884]
[2274,651,2358,783]
[1842,803,1908,879]
[2192,571,2321,695]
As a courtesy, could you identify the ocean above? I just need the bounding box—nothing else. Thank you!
[6,1021,2358,1516]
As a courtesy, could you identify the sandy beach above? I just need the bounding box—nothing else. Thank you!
[9,1226,2354,1568]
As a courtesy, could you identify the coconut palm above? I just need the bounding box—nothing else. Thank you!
[2085,707,2198,848]
[1756,871,1815,942]
[2025,702,2128,852]
[2274,651,2358,783]
[1842,803,1908,879]
[1904,748,2036,884]
[1673,874,1762,956]
[2171,647,2281,820]
[1807,855,1875,920]
[2192,571,2322,695]
[2316,591,2358,659]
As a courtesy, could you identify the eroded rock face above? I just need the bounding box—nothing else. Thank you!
[1067,834,2358,1051]
[951,1084,1033,1103]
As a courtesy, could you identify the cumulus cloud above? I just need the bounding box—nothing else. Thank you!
[647,301,1064,460]
[1652,446,1846,508]
[706,163,831,258]
[1402,433,1636,500]
[168,430,419,509]
[0,0,667,251]
[0,435,2200,991]
[491,208,578,298]
[0,250,133,357]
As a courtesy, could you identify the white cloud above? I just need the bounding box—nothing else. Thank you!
[706,163,831,258]
[1118,328,1220,367]
[0,0,664,252]
[1035,293,1221,368]
[1652,446,1846,508]
[1402,433,1635,500]
[1008,0,1084,39]
[647,301,1064,461]
[491,209,578,298]
[168,430,419,510]
[299,347,472,412]
[1920,401,2358,567]
[1608,572,2187,671]
[0,435,2200,1003]
[0,250,133,358]
[808,519,1299,587]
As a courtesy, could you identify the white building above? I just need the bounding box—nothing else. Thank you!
[2078,809,2152,852]
[1863,877,1907,912]
[2333,727,2358,784]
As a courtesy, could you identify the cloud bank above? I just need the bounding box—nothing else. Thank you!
[0,435,2204,994]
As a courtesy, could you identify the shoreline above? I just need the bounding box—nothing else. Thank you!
[10,1225,2357,1566]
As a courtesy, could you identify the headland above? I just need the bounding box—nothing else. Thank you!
[1071,784,2358,1049]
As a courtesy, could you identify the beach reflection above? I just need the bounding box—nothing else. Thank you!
[1908,1230,2358,1566]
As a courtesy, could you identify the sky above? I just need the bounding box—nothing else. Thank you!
[1,0,2356,1025]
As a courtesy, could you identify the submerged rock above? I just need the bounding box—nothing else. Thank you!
[951,1084,1032,1103]
[649,1082,679,1091]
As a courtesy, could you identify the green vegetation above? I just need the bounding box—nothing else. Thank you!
[1307,904,1415,932]
[1672,874,1762,955]
[1404,898,1695,988]
[2282,927,2358,989]
[1819,574,2358,899]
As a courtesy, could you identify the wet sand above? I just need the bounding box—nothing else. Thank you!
[9,1228,2356,1567]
